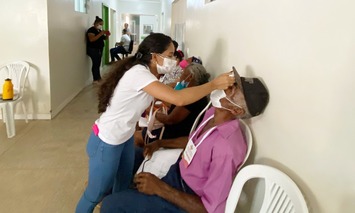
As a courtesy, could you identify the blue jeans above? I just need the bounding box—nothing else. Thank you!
[101,159,194,213]
[100,189,184,213]
[110,46,127,61]
[76,132,135,213]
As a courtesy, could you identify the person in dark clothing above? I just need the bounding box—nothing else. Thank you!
[172,40,179,51]
[133,63,210,173]
[86,16,110,84]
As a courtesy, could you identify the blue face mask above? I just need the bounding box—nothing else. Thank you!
[174,80,190,90]
[181,80,189,87]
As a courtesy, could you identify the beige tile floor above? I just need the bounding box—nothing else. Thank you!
[0,85,101,213]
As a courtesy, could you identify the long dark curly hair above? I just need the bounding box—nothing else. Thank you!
[98,33,172,113]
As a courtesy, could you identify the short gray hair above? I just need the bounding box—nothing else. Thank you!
[185,64,210,85]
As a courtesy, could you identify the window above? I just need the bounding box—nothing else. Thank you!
[75,0,87,13]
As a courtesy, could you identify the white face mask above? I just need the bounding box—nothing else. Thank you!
[97,25,103,30]
[210,89,242,111]
[156,55,177,74]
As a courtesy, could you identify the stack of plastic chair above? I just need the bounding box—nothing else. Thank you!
[0,61,30,138]
[225,164,309,213]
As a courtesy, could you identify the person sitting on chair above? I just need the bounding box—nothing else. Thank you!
[100,68,270,213]
[133,63,210,173]
[110,29,131,62]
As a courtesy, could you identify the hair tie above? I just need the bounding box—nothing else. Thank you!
[177,50,184,58]
[135,52,143,59]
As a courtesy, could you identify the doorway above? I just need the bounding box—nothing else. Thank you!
[121,14,159,45]
[102,4,109,65]
[121,14,140,45]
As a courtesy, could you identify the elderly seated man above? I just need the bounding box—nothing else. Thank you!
[100,68,269,213]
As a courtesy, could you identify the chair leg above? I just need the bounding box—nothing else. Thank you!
[4,103,15,138]
[20,101,28,123]
[1,107,5,123]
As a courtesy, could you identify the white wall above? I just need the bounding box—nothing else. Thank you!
[47,0,124,118]
[139,15,158,43]
[47,0,91,118]
[117,0,162,38]
[117,0,161,15]
[171,0,186,51]
[161,0,174,35]
[0,0,122,120]
[172,0,355,212]
[0,0,51,119]
[0,0,101,119]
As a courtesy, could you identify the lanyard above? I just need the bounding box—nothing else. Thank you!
[181,114,217,168]
[190,114,216,148]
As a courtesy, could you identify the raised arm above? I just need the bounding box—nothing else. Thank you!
[87,31,106,42]
[155,106,190,125]
[143,72,234,106]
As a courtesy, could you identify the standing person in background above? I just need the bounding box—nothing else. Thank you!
[86,16,110,84]
[124,23,131,36]
[75,33,235,213]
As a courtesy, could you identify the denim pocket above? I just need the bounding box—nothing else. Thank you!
[102,142,123,162]
[86,132,100,158]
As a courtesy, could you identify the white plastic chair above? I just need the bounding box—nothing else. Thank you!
[238,119,252,170]
[0,61,30,138]
[225,164,309,213]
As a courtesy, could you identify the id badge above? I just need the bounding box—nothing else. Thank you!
[182,139,197,168]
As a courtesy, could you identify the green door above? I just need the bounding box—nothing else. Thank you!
[102,4,109,65]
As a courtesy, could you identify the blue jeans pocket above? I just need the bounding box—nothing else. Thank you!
[102,142,122,162]
[86,132,100,158]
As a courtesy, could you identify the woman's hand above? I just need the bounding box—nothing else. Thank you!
[143,141,161,158]
[211,72,235,90]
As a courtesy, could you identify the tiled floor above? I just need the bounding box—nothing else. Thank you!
[0,85,101,213]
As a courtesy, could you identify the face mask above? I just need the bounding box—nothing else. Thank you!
[156,55,177,74]
[210,89,242,111]
[174,72,191,90]
[174,82,185,90]
[174,80,189,90]
[179,60,189,69]
[181,80,189,87]
[97,25,103,30]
